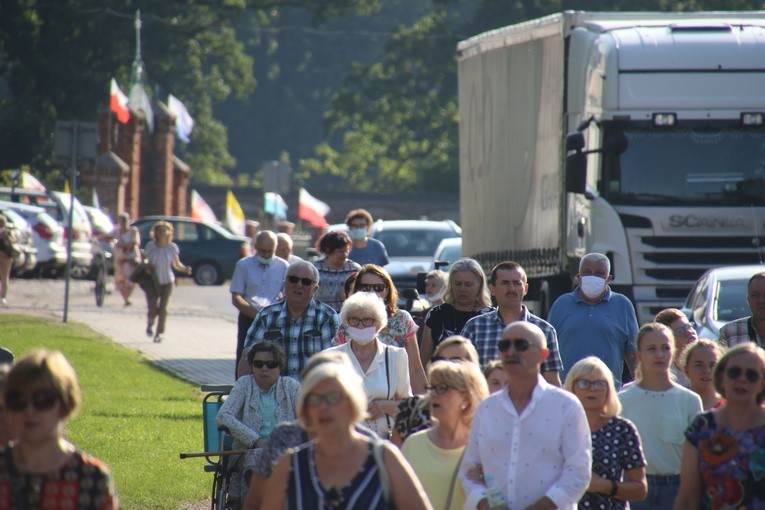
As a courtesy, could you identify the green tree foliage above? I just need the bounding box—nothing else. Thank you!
[0,0,379,185]
[301,0,764,194]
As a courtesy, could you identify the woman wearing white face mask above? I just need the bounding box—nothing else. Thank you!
[325,291,412,439]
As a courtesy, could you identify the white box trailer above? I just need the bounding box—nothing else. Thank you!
[458,11,765,321]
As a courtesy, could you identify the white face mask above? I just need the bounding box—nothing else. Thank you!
[349,228,367,240]
[428,291,443,303]
[580,275,607,298]
[256,255,272,265]
[347,326,377,345]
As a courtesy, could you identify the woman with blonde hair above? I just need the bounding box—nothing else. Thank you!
[261,359,431,510]
[674,343,765,510]
[419,258,492,365]
[0,349,119,508]
[111,212,140,306]
[565,356,647,509]
[618,323,702,510]
[144,220,192,342]
[402,360,489,510]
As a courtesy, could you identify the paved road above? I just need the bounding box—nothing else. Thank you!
[0,277,238,386]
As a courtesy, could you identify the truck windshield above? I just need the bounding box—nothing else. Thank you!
[600,127,765,206]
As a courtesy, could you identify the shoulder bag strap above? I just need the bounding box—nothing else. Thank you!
[384,347,392,433]
[443,450,465,510]
[373,440,392,506]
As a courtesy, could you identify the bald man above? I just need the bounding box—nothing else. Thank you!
[230,230,289,378]
[460,322,591,510]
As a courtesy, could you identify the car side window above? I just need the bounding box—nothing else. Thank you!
[199,225,218,241]
[174,222,198,242]
[691,278,709,325]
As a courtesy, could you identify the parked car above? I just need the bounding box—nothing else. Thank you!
[370,219,462,295]
[0,208,37,276]
[0,200,66,276]
[681,264,765,340]
[432,237,462,272]
[131,216,250,285]
[0,188,93,277]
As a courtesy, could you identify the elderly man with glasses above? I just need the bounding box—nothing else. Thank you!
[459,321,591,510]
[237,260,340,380]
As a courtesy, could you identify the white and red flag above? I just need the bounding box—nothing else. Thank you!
[298,188,330,228]
[109,78,130,124]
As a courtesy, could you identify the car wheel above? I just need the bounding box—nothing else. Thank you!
[193,262,223,286]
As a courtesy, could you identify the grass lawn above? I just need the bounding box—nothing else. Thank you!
[0,314,212,510]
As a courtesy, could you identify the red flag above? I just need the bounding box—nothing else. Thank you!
[298,188,330,227]
[110,78,130,124]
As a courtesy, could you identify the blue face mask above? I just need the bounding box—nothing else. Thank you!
[256,255,272,266]
[349,228,367,240]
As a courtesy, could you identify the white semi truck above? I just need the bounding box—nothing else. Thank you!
[457,11,765,322]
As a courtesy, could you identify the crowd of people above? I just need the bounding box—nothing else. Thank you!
[2,207,765,510]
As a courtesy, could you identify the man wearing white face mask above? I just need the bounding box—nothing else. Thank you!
[326,291,412,439]
[345,208,390,266]
[548,252,638,388]
[231,230,289,378]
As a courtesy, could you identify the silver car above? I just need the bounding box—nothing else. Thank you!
[0,200,66,276]
[0,207,37,276]
[682,264,765,340]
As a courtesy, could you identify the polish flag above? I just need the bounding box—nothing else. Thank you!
[190,189,217,224]
[110,79,130,124]
[298,188,330,228]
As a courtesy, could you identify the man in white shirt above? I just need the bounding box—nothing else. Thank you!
[276,232,302,264]
[460,322,592,510]
[230,230,288,378]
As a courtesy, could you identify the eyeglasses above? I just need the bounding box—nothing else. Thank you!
[287,275,315,286]
[424,384,453,395]
[574,379,608,391]
[5,389,59,413]
[430,356,465,364]
[497,338,532,353]
[306,390,346,407]
[357,284,387,293]
[252,360,280,370]
[347,317,376,327]
[725,365,762,384]
[349,223,367,229]
[672,323,695,337]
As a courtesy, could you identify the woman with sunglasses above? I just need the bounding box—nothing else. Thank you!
[392,336,480,447]
[261,355,430,510]
[674,343,765,510]
[419,258,492,368]
[618,323,702,510]
[402,360,488,510]
[564,357,647,509]
[334,264,428,394]
[654,308,698,387]
[326,291,412,439]
[217,342,299,503]
[679,339,726,411]
[144,220,192,343]
[0,349,119,509]
[313,230,361,312]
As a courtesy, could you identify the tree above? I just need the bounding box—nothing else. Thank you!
[0,0,379,185]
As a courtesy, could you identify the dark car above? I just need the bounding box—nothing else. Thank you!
[132,216,250,285]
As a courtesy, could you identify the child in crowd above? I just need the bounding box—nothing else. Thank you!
[482,360,507,394]
[679,338,726,410]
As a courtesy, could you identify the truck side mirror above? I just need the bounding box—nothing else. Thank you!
[566,152,587,194]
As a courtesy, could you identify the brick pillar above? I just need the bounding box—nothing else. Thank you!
[173,156,191,216]
[141,101,176,216]
[113,109,144,219]
[90,108,132,216]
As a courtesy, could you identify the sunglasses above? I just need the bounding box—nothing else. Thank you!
[287,275,315,286]
[430,356,465,364]
[5,389,59,413]
[357,283,387,293]
[672,323,695,337]
[726,365,762,384]
[348,317,376,327]
[252,360,279,370]
[424,384,453,395]
[306,390,345,407]
[497,338,532,353]
[574,379,608,391]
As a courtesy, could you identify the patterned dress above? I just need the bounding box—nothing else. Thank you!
[580,416,645,510]
[313,259,361,312]
[0,447,119,509]
[685,411,765,510]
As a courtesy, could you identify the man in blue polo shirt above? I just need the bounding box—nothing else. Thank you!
[461,260,563,386]
[548,252,638,387]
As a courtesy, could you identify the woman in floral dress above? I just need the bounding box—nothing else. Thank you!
[674,343,765,510]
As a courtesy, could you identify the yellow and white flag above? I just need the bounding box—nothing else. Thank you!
[226,190,245,236]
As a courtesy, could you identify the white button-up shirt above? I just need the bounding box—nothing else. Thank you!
[229,256,288,311]
[459,375,592,510]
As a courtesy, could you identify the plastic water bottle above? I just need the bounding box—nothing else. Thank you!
[484,472,507,509]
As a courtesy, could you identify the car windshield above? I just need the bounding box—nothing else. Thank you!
[716,279,749,322]
[375,229,460,258]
